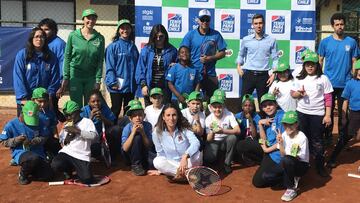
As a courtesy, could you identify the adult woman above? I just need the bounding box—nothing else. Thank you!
[13,27,60,115]
[58,8,105,107]
[152,103,202,182]
[135,24,177,106]
[105,19,139,122]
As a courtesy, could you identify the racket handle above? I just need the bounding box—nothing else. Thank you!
[49,181,65,186]
[348,173,360,179]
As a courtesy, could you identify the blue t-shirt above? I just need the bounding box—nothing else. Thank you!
[318,35,359,88]
[0,118,45,164]
[81,104,116,135]
[342,79,360,111]
[234,111,261,138]
[121,121,153,145]
[166,63,200,100]
[261,110,285,164]
[39,107,58,137]
[180,28,227,78]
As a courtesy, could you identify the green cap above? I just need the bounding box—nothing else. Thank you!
[281,111,298,124]
[22,101,39,126]
[63,100,80,115]
[32,87,48,99]
[213,89,226,98]
[187,91,203,102]
[210,95,224,105]
[274,62,290,73]
[127,99,142,107]
[300,49,312,60]
[260,93,276,104]
[126,103,144,116]
[117,19,131,29]
[150,88,163,96]
[303,51,319,63]
[82,8,97,19]
[242,94,254,104]
[354,59,360,70]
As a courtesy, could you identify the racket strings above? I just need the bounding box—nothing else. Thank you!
[187,168,221,195]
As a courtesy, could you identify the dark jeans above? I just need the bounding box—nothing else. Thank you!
[252,154,283,188]
[241,70,270,102]
[200,75,219,102]
[324,88,344,138]
[121,134,156,169]
[297,111,325,170]
[51,152,93,184]
[236,138,264,164]
[203,135,237,166]
[110,92,134,124]
[19,151,53,181]
[281,156,309,188]
[44,136,62,156]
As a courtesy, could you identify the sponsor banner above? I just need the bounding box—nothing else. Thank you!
[266,10,291,40]
[216,69,239,98]
[135,6,162,37]
[289,40,315,71]
[162,0,188,7]
[162,7,189,38]
[266,0,291,10]
[240,0,266,10]
[134,37,149,53]
[216,39,239,68]
[240,9,266,38]
[135,0,162,6]
[291,10,316,40]
[188,8,215,30]
[215,0,240,9]
[276,40,290,68]
[214,9,240,39]
[189,0,215,8]
[291,0,315,11]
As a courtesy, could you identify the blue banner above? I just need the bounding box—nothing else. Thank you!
[0,27,31,91]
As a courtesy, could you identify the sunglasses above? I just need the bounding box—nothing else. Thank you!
[200,17,210,23]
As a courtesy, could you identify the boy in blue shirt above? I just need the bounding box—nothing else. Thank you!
[121,100,155,176]
[0,101,53,185]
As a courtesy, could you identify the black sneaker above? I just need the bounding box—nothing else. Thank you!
[224,164,233,175]
[18,172,31,185]
[131,164,146,176]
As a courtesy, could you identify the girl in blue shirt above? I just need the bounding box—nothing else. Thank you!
[105,19,139,123]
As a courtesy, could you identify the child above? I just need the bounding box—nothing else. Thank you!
[291,51,333,177]
[204,95,240,174]
[0,101,53,185]
[235,94,262,164]
[51,100,98,184]
[252,93,285,188]
[269,61,297,111]
[105,19,139,124]
[121,100,156,176]
[31,87,60,160]
[166,46,200,107]
[81,90,120,161]
[144,88,164,128]
[327,59,360,168]
[277,111,309,202]
[181,91,206,137]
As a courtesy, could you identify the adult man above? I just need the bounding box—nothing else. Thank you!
[318,13,359,144]
[180,9,227,100]
[236,14,278,101]
[38,18,66,122]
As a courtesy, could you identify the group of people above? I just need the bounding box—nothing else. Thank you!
[0,8,359,202]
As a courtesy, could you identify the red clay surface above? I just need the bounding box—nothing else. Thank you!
[0,107,360,202]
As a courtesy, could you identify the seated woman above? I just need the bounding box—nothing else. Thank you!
[80,90,121,162]
[152,103,202,182]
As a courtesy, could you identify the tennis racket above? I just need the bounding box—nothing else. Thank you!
[200,40,217,77]
[185,166,221,196]
[101,123,111,168]
[49,175,110,187]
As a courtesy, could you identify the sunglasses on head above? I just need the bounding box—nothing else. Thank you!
[200,16,210,23]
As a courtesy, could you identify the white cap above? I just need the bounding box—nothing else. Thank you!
[198,9,211,18]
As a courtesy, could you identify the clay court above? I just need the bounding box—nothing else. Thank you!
[0,107,360,202]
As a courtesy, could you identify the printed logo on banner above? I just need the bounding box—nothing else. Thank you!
[221,14,235,33]
[297,0,311,5]
[291,11,315,40]
[271,16,285,34]
[219,74,233,92]
[295,46,308,64]
[168,13,182,32]
[247,0,260,4]
[140,42,147,49]
[135,6,161,37]
[225,49,233,57]
[295,17,312,33]
[195,0,208,2]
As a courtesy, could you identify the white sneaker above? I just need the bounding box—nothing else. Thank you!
[294,177,300,189]
[281,189,297,202]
